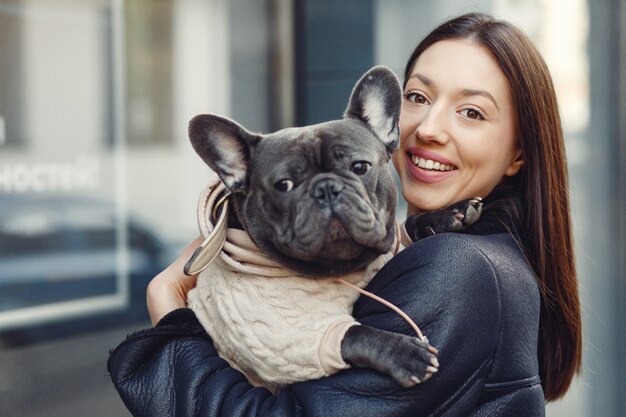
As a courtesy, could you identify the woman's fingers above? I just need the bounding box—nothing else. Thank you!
[147,236,203,325]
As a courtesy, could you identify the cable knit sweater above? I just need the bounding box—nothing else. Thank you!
[186,178,396,391]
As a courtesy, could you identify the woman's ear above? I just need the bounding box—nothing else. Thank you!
[504,148,524,176]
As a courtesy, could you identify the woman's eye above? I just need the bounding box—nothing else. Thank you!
[351,161,371,175]
[404,91,429,105]
[274,179,294,192]
[459,108,485,120]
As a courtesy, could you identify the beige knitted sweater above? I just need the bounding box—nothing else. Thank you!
[186,177,397,391]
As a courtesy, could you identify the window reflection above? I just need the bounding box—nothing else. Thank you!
[125,0,174,146]
[0,0,129,329]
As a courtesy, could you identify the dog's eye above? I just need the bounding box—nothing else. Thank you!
[274,179,294,192]
[351,161,371,175]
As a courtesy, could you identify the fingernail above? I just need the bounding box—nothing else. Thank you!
[427,366,439,373]
[431,357,440,367]
[410,376,421,384]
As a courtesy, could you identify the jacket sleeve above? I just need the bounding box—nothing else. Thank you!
[108,234,502,417]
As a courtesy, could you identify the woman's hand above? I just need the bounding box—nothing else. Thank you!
[146,236,203,325]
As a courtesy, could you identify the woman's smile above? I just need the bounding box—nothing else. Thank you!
[405,147,457,184]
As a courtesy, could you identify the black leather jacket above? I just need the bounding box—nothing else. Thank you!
[108,232,545,416]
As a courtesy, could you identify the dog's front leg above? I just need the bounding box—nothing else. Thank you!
[340,325,439,387]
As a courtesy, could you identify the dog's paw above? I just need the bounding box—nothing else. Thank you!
[383,333,440,387]
[341,325,439,388]
[405,197,483,242]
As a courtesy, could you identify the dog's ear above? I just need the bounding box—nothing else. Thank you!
[344,66,402,155]
[188,114,261,192]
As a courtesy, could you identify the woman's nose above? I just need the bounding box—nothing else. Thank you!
[415,105,450,145]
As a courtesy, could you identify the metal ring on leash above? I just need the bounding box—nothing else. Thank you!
[212,192,232,222]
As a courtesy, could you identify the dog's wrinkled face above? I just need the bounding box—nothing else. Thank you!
[242,120,397,275]
[189,66,402,276]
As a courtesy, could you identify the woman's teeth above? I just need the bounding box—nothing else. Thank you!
[411,155,455,172]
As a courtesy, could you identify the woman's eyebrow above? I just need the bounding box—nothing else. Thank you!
[459,88,500,111]
[409,73,432,86]
[409,74,500,110]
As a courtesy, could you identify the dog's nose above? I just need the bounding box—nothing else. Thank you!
[310,177,344,203]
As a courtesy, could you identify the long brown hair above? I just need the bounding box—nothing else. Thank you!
[403,13,581,401]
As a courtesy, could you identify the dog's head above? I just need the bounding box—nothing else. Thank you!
[189,66,401,276]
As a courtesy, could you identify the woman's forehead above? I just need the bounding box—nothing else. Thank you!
[409,39,511,102]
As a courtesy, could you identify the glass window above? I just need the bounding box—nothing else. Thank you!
[0,0,130,330]
[125,0,174,146]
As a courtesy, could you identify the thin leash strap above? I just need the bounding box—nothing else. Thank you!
[333,223,436,353]
[332,278,434,353]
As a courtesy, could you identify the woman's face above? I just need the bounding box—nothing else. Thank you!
[393,39,523,215]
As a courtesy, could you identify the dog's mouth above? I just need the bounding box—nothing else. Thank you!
[328,218,351,241]
[312,218,363,261]
[275,217,365,262]
[263,213,390,276]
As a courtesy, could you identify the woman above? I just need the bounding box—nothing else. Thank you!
[108,12,581,416]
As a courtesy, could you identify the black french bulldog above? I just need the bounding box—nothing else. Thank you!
[187,66,481,388]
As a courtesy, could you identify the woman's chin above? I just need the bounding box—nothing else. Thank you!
[403,191,455,215]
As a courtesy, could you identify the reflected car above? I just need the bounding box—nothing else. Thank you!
[0,194,170,345]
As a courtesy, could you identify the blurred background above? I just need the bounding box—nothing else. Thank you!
[0,0,623,416]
